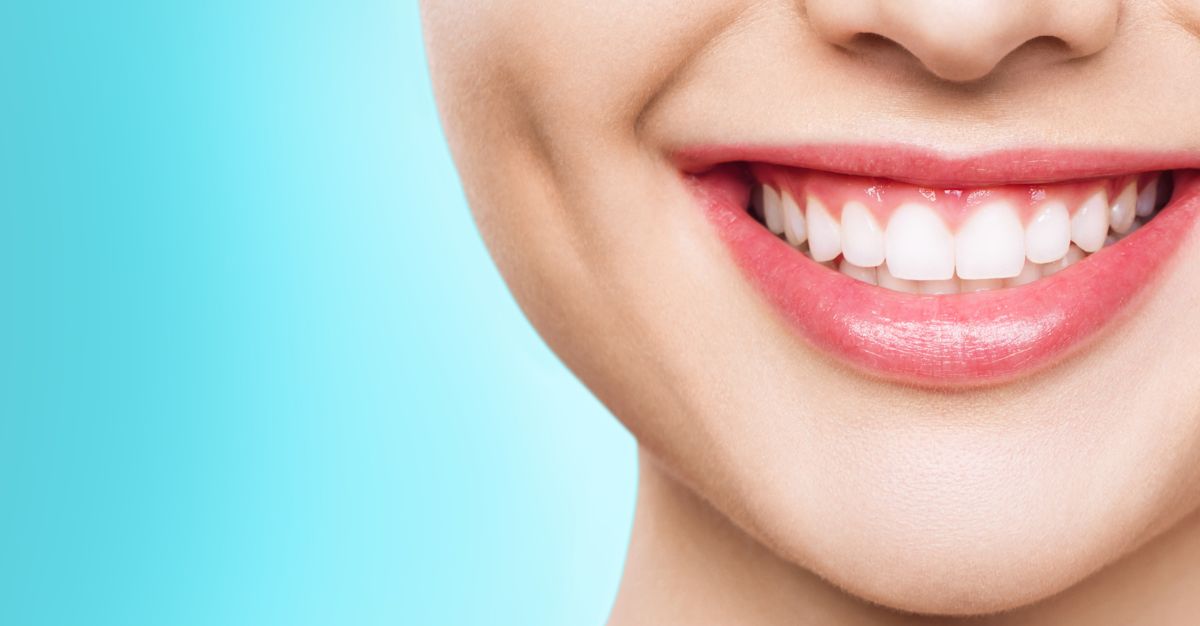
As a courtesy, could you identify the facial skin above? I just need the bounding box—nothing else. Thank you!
[423,1,1200,621]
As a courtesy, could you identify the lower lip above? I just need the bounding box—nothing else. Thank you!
[693,166,1200,386]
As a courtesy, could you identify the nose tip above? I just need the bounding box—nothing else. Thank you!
[805,0,1119,83]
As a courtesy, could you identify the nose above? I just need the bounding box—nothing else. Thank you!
[804,0,1119,82]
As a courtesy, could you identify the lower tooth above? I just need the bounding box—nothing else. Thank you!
[1042,245,1086,276]
[838,259,878,285]
[919,278,961,295]
[1006,262,1043,287]
[877,264,919,293]
[962,279,1004,293]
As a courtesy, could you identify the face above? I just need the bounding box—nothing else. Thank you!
[423,0,1200,615]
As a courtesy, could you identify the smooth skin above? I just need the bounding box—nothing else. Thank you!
[422,1,1200,622]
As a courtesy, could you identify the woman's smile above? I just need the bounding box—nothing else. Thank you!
[424,0,1200,621]
[684,148,1198,384]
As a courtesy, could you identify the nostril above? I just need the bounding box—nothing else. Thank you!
[837,31,1005,83]
[804,0,1119,84]
[841,32,1076,84]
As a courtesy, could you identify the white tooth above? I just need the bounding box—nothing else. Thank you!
[956,201,1025,280]
[1005,262,1042,287]
[763,185,785,235]
[885,203,955,281]
[840,201,885,267]
[877,263,918,293]
[1025,201,1071,264]
[920,278,961,295]
[1110,183,1137,234]
[838,259,878,285]
[782,191,807,246]
[1135,177,1159,217]
[806,195,842,262]
[1070,190,1109,252]
[962,279,1004,292]
[1041,245,1085,276]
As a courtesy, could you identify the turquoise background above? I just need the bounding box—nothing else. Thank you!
[2,2,635,625]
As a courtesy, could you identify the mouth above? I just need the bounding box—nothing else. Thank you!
[684,146,1200,386]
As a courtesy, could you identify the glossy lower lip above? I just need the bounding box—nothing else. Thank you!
[688,148,1200,386]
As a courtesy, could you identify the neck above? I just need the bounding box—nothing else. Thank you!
[609,449,1200,626]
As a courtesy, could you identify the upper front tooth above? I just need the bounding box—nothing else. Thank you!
[763,185,785,235]
[1070,190,1110,253]
[840,201,885,267]
[1135,177,1159,218]
[807,195,842,262]
[956,202,1025,280]
[885,203,955,281]
[1110,183,1137,234]
[782,191,807,246]
[1025,201,1071,264]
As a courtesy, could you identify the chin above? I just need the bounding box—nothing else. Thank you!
[710,406,1191,617]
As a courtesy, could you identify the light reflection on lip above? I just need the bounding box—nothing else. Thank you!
[686,148,1200,387]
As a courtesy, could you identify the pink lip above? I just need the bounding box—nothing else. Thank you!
[678,144,1200,186]
[688,147,1200,386]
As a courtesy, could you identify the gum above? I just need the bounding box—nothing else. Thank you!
[749,164,1154,229]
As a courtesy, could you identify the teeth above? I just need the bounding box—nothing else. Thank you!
[1070,190,1110,253]
[806,195,842,262]
[1005,262,1042,287]
[1136,177,1159,217]
[962,278,1004,293]
[1025,201,1071,264]
[750,172,1170,295]
[840,201,885,267]
[762,185,785,235]
[782,190,807,246]
[956,201,1025,280]
[838,259,878,285]
[885,203,955,281]
[919,278,961,295]
[1110,183,1137,234]
[1041,244,1086,277]
[877,263,918,293]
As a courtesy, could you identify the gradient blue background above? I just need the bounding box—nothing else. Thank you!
[2,2,636,624]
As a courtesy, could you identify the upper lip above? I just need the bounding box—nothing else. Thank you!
[674,143,1200,186]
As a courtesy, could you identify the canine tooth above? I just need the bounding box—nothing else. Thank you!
[1005,262,1042,287]
[1070,190,1109,252]
[1041,245,1086,276]
[885,203,955,280]
[838,259,878,285]
[1135,177,1159,217]
[920,278,961,295]
[877,264,918,293]
[962,279,1004,292]
[1110,183,1137,234]
[840,201,885,267]
[782,191,807,246]
[1025,201,1071,264]
[763,185,785,235]
[806,195,842,262]
[956,202,1025,280]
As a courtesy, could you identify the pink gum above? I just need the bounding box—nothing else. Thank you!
[749,164,1154,230]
